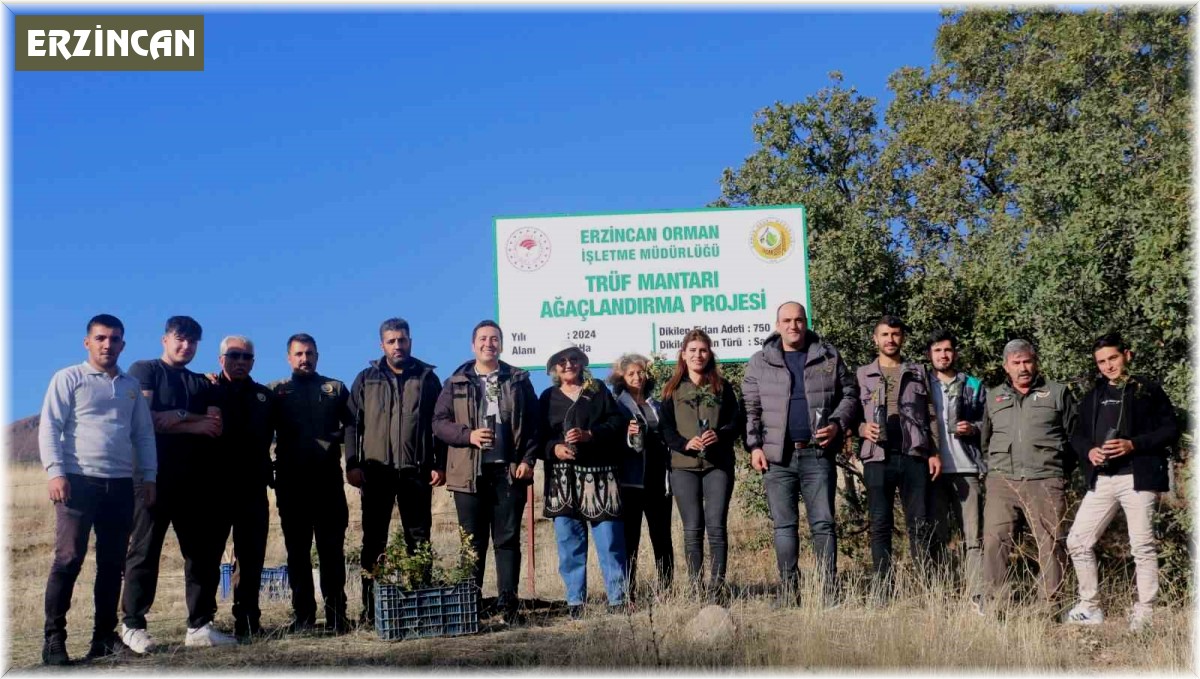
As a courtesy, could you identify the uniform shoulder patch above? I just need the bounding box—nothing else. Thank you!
[321,383,335,394]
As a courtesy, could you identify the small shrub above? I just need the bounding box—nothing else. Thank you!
[368,526,478,590]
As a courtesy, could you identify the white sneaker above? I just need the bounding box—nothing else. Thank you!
[1129,606,1153,632]
[1064,603,1105,625]
[184,623,238,648]
[119,624,155,655]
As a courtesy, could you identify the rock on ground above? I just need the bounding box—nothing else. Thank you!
[684,605,736,645]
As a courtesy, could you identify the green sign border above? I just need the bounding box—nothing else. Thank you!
[493,203,810,373]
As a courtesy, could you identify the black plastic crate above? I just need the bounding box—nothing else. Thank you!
[374,581,480,641]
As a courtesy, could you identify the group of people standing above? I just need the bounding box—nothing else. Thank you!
[36,301,1178,666]
[739,304,1179,632]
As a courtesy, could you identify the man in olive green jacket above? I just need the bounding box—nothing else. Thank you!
[346,317,445,626]
[979,339,1077,608]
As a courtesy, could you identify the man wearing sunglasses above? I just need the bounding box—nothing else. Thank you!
[211,336,274,637]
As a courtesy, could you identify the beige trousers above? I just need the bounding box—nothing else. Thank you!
[1066,474,1159,613]
[982,476,1068,601]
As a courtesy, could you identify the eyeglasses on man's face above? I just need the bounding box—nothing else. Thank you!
[224,351,255,361]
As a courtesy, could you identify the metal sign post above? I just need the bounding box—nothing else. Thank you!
[525,484,536,598]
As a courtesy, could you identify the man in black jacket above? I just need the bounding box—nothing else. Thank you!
[211,335,274,637]
[346,317,445,626]
[270,333,352,633]
[1064,333,1178,632]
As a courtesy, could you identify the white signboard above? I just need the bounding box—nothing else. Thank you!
[494,205,810,369]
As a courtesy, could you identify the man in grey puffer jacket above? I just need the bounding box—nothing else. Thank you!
[743,302,858,606]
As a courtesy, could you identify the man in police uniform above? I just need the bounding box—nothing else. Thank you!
[269,333,352,633]
[211,335,274,637]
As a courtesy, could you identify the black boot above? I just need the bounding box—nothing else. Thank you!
[84,631,129,661]
[42,637,70,666]
[497,594,520,625]
[286,613,316,634]
[234,617,262,638]
[772,580,800,610]
[327,608,352,635]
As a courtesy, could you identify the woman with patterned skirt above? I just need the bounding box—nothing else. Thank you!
[539,342,627,617]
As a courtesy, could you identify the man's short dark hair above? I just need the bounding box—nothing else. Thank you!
[875,314,907,334]
[164,316,202,341]
[287,333,317,351]
[86,314,124,336]
[1093,332,1128,353]
[472,320,502,342]
[926,328,957,351]
[379,317,411,340]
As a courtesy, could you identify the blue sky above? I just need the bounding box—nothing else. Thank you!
[11,9,943,418]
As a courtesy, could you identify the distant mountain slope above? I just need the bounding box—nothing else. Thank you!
[9,415,40,465]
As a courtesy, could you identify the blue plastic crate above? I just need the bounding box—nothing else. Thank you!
[220,563,233,599]
[374,581,480,641]
[261,566,289,600]
[219,563,290,601]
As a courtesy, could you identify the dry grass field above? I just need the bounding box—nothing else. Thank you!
[4,462,1193,671]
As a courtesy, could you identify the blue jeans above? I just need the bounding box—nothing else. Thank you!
[764,449,837,590]
[553,517,627,606]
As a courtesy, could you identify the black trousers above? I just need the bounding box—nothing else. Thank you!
[452,464,527,604]
[217,483,269,632]
[620,482,674,592]
[359,463,432,622]
[44,475,134,642]
[670,467,733,589]
[122,471,225,630]
[276,462,348,625]
[864,454,932,585]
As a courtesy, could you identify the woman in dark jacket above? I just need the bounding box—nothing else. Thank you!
[609,352,673,599]
[538,342,627,617]
[659,329,743,602]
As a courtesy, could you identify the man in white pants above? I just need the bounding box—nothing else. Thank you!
[1064,333,1179,631]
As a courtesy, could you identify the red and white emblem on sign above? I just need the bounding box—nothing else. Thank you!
[505,227,552,272]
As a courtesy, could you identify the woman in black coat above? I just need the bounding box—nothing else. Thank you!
[609,352,673,599]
